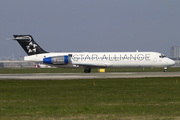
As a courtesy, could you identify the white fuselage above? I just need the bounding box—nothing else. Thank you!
[24,52,175,68]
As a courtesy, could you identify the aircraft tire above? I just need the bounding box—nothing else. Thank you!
[164,67,167,72]
[84,68,91,73]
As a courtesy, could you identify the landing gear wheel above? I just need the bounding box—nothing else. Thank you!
[84,68,91,73]
[164,67,167,72]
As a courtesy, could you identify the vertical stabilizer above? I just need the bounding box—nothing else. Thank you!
[13,35,48,56]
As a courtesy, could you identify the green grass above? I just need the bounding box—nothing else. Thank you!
[0,67,180,74]
[1,78,180,119]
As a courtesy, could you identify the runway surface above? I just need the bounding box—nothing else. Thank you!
[0,72,180,80]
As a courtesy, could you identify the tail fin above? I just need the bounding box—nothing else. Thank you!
[13,35,48,56]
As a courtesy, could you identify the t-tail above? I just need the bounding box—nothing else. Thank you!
[13,35,48,56]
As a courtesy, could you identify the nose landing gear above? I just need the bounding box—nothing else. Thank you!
[164,67,167,72]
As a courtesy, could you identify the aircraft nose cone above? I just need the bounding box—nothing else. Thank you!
[169,59,175,66]
[172,60,175,65]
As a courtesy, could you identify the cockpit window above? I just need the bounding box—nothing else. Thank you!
[159,54,166,58]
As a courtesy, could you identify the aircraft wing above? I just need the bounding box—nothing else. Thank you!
[74,63,107,68]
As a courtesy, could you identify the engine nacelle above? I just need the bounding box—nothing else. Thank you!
[43,55,69,65]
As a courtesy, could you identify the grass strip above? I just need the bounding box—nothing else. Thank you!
[0,78,180,119]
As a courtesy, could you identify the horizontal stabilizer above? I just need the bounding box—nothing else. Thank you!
[13,36,31,41]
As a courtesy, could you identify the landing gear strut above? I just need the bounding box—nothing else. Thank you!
[84,68,91,73]
[164,67,167,72]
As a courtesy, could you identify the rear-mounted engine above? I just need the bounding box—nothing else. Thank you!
[43,55,69,65]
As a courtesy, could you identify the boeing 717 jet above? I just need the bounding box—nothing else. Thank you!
[12,35,175,73]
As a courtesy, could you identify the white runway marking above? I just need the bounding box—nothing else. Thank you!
[109,73,134,74]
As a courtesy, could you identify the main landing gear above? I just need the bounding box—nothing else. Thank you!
[84,68,91,73]
[164,67,167,72]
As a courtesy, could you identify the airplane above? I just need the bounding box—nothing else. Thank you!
[12,35,175,73]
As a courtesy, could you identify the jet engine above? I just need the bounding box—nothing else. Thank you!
[43,55,69,65]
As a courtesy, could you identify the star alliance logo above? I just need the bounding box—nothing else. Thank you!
[26,41,37,53]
